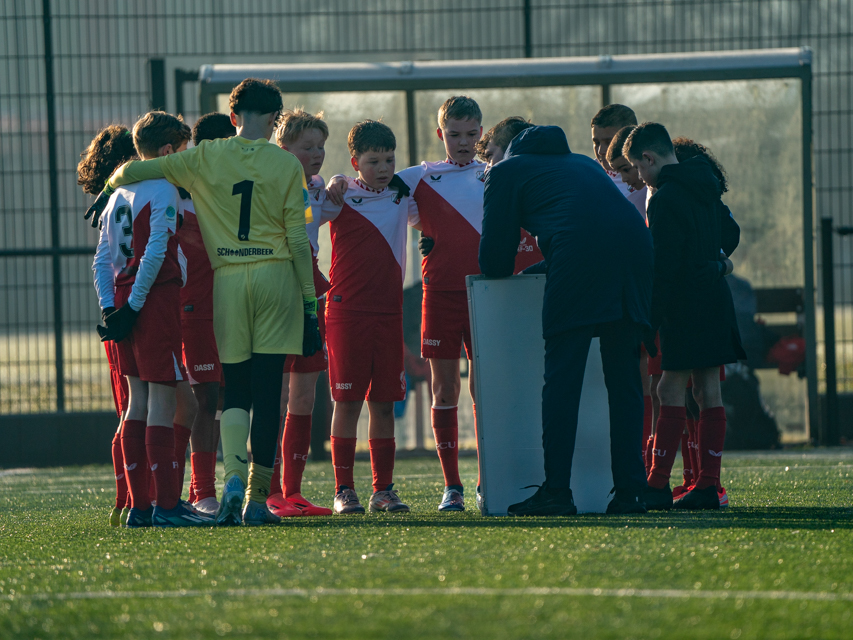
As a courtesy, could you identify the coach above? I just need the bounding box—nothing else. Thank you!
[479,125,653,516]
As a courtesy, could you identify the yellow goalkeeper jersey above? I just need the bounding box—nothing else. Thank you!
[108,137,313,272]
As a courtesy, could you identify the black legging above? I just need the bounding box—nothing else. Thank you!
[222,353,286,469]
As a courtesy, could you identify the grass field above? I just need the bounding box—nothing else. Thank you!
[1,451,851,639]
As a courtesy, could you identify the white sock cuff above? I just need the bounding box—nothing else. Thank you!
[431,405,458,410]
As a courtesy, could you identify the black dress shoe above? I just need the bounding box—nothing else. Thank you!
[673,485,719,510]
[507,485,577,516]
[606,494,647,514]
[644,485,673,511]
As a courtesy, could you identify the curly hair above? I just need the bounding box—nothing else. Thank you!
[229,78,283,117]
[672,137,729,193]
[77,125,137,195]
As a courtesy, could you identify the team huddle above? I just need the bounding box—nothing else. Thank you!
[78,77,740,527]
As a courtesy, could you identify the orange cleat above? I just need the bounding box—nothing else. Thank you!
[286,493,333,516]
[266,493,302,517]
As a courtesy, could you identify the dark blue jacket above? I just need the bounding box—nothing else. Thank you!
[479,126,653,339]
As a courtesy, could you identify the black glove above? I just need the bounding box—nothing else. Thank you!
[419,234,435,257]
[84,186,114,229]
[643,328,658,359]
[101,307,116,322]
[98,304,139,343]
[302,297,323,357]
[389,174,411,198]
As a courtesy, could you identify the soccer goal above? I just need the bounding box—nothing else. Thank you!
[198,48,817,439]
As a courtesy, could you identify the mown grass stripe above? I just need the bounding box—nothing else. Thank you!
[3,586,851,603]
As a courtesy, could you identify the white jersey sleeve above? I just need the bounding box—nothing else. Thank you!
[127,187,180,311]
[92,213,116,310]
[397,165,426,227]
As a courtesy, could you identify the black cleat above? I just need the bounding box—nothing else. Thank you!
[644,485,673,511]
[673,485,720,510]
[606,493,647,515]
[507,485,577,516]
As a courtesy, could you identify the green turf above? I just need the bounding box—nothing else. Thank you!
[1,451,852,639]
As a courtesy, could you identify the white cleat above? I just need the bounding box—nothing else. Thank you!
[193,496,220,516]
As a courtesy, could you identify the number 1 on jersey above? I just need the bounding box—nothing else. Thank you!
[232,180,254,241]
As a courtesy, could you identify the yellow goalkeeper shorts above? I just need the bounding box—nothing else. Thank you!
[212,260,303,363]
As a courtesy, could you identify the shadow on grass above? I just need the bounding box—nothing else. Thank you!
[274,506,853,532]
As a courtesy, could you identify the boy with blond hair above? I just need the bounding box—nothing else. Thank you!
[266,109,334,517]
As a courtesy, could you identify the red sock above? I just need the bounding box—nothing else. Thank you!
[368,438,396,493]
[642,396,653,465]
[472,402,480,488]
[282,413,312,497]
[432,407,462,488]
[644,434,654,475]
[686,417,699,483]
[695,407,727,490]
[648,405,686,489]
[111,430,128,510]
[680,423,693,487]
[173,423,192,499]
[269,419,284,497]
[146,425,179,511]
[331,436,357,492]
[188,477,197,505]
[120,419,150,511]
[191,451,217,501]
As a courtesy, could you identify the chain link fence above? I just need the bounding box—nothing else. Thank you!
[1,1,850,437]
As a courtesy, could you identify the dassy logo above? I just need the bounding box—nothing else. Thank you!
[423,338,441,346]
[194,363,215,372]
[336,382,353,390]
[350,197,363,206]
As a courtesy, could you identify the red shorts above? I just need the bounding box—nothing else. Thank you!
[285,304,328,374]
[114,283,187,386]
[182,317,222,385]
[326,309,405,403]
[421,289,472,360]
[104,341,129,416]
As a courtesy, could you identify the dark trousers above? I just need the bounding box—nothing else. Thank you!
[541,318,647,498]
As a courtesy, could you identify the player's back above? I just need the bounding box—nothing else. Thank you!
[178,192,214,319]
[177,136,306,270]
[103,178,182,289]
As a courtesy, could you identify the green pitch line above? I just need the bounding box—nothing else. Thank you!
[1,452,851,639]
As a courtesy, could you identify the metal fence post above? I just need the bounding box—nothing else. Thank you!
[523,0,533,58]
[149,59,166,111]
[42,0,64,412]
[820,216,839,446]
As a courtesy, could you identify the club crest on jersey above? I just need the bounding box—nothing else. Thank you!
[165,205,176,220]
[303,188,310,209]
[350,197,363,206]
[430,175,442,182]
[476,170,485,182]
[392,191,404,205]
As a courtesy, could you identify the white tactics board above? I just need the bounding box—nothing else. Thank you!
[466,274,613,515]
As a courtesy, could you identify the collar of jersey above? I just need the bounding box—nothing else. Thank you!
[354,178,386,193]
[234,136,269,146]
[444,158,476,167]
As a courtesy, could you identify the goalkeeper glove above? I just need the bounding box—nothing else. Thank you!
[302,297,323,357]
[98,304,139,343]
[418,234,435,257]
[84,184,115,229]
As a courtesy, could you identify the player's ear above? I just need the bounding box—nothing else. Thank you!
[159,143,173,157]
[229,112,238,127]
[643,151,655,166]
[436,127,444,141]
[350,156,359,172]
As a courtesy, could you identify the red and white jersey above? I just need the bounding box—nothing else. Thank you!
[399,159,544,287]
[398,159,486,292]
[602,162,648,219]
[305,174,331,297]
[178,193,214,320]
[93,179,182,311]
[321,176,415,314]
